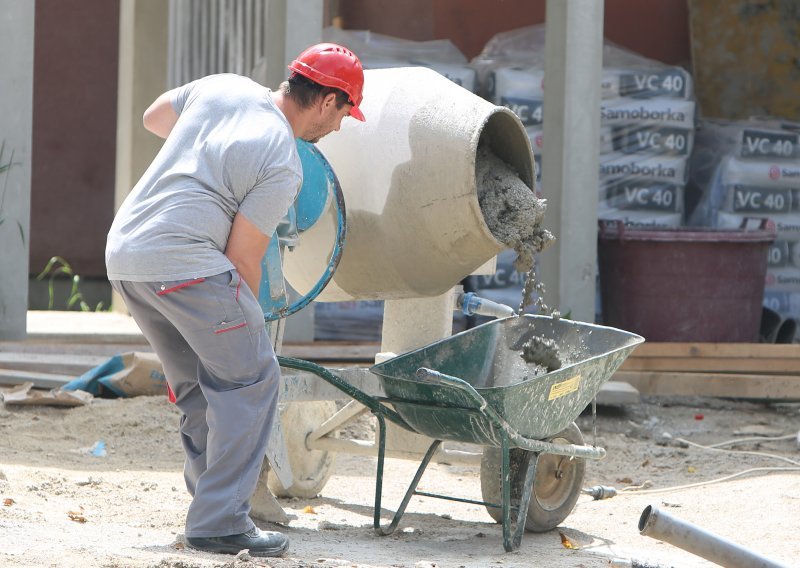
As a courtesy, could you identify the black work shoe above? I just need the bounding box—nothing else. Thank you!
[186,526,289,557]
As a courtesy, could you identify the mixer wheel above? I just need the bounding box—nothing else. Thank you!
[480,422,586,532]
[265,401,338,498]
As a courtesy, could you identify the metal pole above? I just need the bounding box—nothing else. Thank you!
[639,505,790,568]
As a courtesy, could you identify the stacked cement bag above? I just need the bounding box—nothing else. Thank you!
[323,27,477,92]
[687,119,800,331]
[471,24,696,228]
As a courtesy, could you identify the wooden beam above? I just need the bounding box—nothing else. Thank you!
[280,342,379,362]
[621,357,800,374]
[615,370,800,399]
[629,342,800,359]
[0,369,75,390]
[0,353,106,375]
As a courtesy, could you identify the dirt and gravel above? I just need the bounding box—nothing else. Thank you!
[1,383,799,568]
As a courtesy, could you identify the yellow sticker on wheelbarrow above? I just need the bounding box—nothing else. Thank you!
[548,375,581,401]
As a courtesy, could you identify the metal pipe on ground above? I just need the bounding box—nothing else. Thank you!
[638,505,789,568]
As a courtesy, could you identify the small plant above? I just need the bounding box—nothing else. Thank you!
[36,256,106,312]
[0,140,25,245]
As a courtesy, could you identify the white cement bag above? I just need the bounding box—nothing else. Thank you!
[498,95,544,126]
[425,63,477,92]
[686,119,800,227]
[764,289,800,317]
[765,267,800,292]
[610,67,693,100]
[323,27,476,92]
[720,156,800,189]
[720,185,793,214]
[597,208,682,228]
[489,67,544,100]
[599,153,688,184]
[694,121,800,160]
[490,67,621,100]
[499,97,695,129]
[764,239,800,269]
[735,128,800,160]
[488,65,691,102]
[600,180,684,214]
[715,210,800,239]
[600,98,696,128]
[607,125,693,156]
[529,126,693,157]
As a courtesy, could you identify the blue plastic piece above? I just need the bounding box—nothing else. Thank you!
[258,139,346,322]
[461,292,482,316]
[294,140,334,232]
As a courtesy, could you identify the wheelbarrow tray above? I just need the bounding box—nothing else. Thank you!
[370,315,644,445]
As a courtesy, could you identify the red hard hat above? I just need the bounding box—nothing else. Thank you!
[288,43,365,122]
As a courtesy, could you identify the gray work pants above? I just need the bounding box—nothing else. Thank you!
[111,270,279,537]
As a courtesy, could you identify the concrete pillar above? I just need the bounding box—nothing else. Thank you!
[263,0,324,342]
[0,1,34,340]
[112,0,169,312]
[261,0,323,89]
[380,291,456,356]
[538,0,604,321]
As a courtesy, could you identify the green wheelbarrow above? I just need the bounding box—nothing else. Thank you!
[278,314,643,552]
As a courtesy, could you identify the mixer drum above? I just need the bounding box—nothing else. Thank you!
[282,67,535,301]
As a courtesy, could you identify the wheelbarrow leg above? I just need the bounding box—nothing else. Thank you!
[501,436,512,550]
[510,451,537,550]
[500,435,538,551]
[374,434,443,536]
[373,414,387,532]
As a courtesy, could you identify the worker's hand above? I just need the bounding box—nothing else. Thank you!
[225,212,270,297]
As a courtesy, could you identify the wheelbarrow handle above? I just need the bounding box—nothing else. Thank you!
[415,367,489,412]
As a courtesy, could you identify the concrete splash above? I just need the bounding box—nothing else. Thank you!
[520,335,562,372]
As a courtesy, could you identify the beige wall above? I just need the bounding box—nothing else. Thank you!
[30,0,120,278]
[338,0,691,65]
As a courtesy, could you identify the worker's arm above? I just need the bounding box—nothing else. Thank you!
[143,91,179,139]
[225,212,270,298]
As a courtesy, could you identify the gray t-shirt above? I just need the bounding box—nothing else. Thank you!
[106,74,301,282]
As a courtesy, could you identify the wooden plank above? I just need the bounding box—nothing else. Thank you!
[621,357,800,374]
[615,370,800,399]
[0,369,75,390]
[280,342,379,362]
[0,340,155,358]
[630,342,800,359]
[0,353,106,375]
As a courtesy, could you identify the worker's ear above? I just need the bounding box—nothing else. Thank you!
[320,92,338,112]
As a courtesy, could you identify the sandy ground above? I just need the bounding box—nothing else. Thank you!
[1,386,800,568]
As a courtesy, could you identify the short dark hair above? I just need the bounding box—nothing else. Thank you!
[280,73,350,110]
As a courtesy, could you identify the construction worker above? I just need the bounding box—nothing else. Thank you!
[105,43,365,558]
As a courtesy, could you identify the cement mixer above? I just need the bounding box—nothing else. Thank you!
[253,68,643,548]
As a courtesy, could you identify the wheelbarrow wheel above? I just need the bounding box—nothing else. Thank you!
[480,422,586,532]
[266,401,338,498]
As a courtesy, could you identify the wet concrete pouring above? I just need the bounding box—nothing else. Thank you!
[476,145,563,374]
